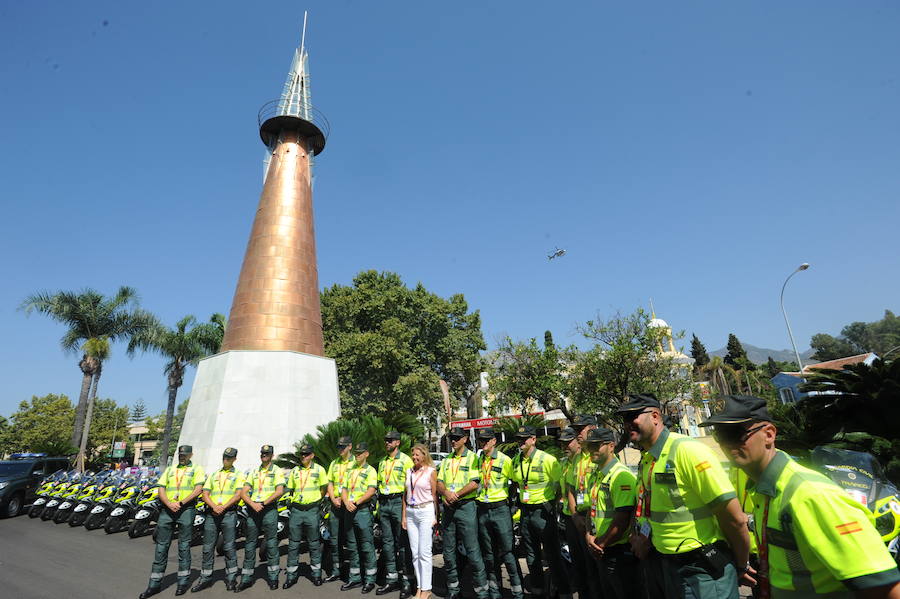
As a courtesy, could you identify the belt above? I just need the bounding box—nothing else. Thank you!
[380,493,403,500]
[447,498,474,508]
[520,502,554,512]
[477,499,508,509]
[292,502,319,511]
[407,501,433,509]
[665,540,729,565]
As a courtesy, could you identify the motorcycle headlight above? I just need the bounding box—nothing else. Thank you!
[0,482,8,490]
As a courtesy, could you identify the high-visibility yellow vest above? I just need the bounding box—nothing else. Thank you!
[750,451,900,598]
[158,462,206,502]
[327,456,353,490]
[287,463,327,505]
[589,458,636,546]
[204,467,246,505]
[730,465,758,554]
[378,452,413,495]
[566,451,597,513]
[476,450,513,503]
[638,429,735,554]
[245,464,286,502]
[512,448,561,504]
[345,463,377,503]
[437,448,481,500]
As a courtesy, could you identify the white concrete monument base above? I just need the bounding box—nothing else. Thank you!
[177,350,340,472]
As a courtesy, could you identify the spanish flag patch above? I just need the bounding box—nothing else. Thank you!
[836,521,863,535]
[695,461,711,473]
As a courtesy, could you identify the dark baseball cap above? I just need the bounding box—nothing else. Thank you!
[448,427,467,440]
[514,425,537,439]
[337,436,352,447]
[616,393,662,414]
[222,447,237,458]
[260,444,274,455]
[354,442,369,454]
[178,445,192,455]
[700,395,772,427]
[571,414,597,429]
[298,443,314,455]
[585,428,616,444]
[557,427,577,442]
[475,428,496,441]
[384,430,401,441]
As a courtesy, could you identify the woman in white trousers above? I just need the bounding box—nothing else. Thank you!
[402,444,439,599]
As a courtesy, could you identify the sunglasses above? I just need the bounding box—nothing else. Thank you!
[713,423,766,445]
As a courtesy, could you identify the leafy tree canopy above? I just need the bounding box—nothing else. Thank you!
[488,331,568,419]
[810,310,900,361]
[130,399,148,423]
[321,270,485,422]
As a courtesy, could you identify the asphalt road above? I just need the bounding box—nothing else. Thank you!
[0,513,418,599]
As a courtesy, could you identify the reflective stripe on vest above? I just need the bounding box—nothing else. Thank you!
[478,452,510,502]
[764,470,822,594]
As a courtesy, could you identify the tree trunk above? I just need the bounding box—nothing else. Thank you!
[71,357,94,447]
[76,365,102,472]
[158,383,179,471]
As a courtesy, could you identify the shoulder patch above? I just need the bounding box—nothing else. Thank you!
[694,461,711,473]
[836,521,863,535]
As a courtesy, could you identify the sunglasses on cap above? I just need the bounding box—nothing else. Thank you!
[713,423,767,445]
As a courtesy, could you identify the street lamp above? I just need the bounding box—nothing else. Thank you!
[780,263,810,373]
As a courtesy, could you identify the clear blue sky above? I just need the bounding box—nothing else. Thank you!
[2,1,898,419]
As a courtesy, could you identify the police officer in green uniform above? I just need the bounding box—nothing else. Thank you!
[510,425,572,599]
[619,393,750,599]
[703,395,900,599]
[236,444,286,592]
[139,445,206,599]
[557,425,589,598]
[376,431,415,597]
[583,427,638,599]
[192,447,245,593]
[437,426,489,599]
[475,427,523,599]
[566,415,600,599]
[284,443,329,589]
[341,441,378,593]
[325,436,355,583]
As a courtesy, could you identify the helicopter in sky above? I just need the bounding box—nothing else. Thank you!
[547,247,567,261]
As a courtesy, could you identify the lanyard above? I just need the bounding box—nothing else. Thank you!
[174,466,188,494]
[215,469,233,500]
[337,461,350,485]
[257,466,270,495]
[295,466,312,493]
[382,456,397,485]
[755,497,772,599]
[519,451,535,489]
[577,456,592,491]
[637,458,656,518]
[448,452,465,484]
[481,454,495,485]
[349,467,363,494]
[409,467,428,494]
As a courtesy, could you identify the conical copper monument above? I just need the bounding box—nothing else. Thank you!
[221,34,329,355]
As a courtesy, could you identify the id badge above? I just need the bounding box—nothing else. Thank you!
[640,522,651,537]
[522,491,530,502]
[449,483,457,493]
[576,491,585,505]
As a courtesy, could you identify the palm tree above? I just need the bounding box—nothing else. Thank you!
[20,287,157,451]
[699,356,739,397]
[128,314,225,468]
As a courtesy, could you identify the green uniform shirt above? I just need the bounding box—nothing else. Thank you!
[287,463,328,505]
[244,463,286,503]
[378,451,414,495]
[345,462,377,503]
[158,462,206,502]
[750,451,900,598]
[566,451,598,513]
[203,466,246,505]
[511,448,561,504]
[476,449,513,503]
[730,465,758,554]
[638,429,736,554]
[327,456,354,492]
[437,448,481,500]
[589,458,636,546]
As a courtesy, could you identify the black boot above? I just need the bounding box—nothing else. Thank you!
[283,576,299,589]
[362,583,376,594]
[174,583,190,596]
[341,581,363,591]
[138,587,160,599]
[191,578,212,593]
[377,582,401,595]
[234,579,252,593]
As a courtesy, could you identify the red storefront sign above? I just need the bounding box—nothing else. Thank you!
[450,412,544,430]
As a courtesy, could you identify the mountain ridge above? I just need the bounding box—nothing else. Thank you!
[709,343,816,365]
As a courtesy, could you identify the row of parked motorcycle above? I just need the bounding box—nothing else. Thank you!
[25,469,314,559]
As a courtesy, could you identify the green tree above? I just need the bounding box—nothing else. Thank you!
[690,334,710,371]
[493,414,560,459]
[130,398,148,424]
[487,331,569,419]
[321,270,485,423]
[129,314,224,468]
[275,414,424,470]
[810,333,860,362]
[20,286,156,449]
[724,333,751,369]
[1,394,77,455]
[145,399,189,455]
[566,308,693,426]
[85,398,131,467]
[810,310,900,361]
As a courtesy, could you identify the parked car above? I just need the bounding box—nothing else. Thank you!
[430,452,449,470]
[0,453,70,517]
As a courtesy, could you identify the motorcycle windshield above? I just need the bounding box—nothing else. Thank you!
[811,446,881,507]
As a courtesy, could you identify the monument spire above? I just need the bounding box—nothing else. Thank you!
[220,14,330,355]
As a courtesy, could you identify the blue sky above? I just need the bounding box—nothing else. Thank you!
[2,1,898,419]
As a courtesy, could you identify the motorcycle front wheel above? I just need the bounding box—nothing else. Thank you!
[85,512,105,530]
[28,505,44,519]
[54,509,71,524]
[104,515,126,534]
[69,511,87,527]
[128,518,151,538]
[41,508,56,521]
